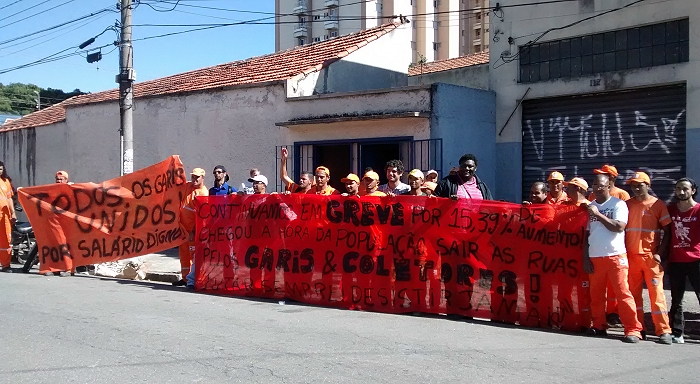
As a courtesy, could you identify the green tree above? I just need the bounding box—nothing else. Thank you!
[0,82,86,115]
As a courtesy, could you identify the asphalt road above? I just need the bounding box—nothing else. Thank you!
[2,273,699,384]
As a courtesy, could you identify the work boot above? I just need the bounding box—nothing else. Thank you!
[658,333,673,345]
[622,335,640,343]
[606,313,622,328]
[640,330,648,341]
[585,328,608,337]
[172,279,187,287]
[1,266,12,273]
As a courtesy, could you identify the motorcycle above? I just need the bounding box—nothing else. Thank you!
[12,221,36,265]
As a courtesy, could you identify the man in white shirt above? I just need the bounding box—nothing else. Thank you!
[583,174,644,343]
[378,160,410,196]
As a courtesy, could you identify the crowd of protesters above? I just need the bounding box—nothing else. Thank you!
[1,151,698,347]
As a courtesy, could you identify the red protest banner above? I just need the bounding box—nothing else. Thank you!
[194,195,590,332]
[17,156,189,272]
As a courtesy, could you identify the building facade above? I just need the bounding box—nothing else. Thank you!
[490,0,698,203]
[275,0,490,63]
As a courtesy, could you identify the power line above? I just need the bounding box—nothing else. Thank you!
[0,0,26,11]
[0,8,115,46]
[0,0,52,23]
[0,0,78,30]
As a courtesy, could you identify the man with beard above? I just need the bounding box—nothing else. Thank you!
[434,153,492,200]
[209,165,237,195]
[667,178,700,344]
[583,173,643,343]
[378,160,410,196]
[279,148,313,194]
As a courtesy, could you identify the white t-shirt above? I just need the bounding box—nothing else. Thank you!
[587,196,628,257]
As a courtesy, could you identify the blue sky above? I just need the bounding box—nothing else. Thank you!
[0,0,275,93]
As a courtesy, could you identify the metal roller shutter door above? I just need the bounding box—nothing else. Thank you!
[522,84,686,203]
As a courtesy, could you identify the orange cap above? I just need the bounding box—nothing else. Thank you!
[341,173,360,184]
[593,164,619,178]
[626,171,651,185]
[363,171,380,181]
[564,177,589,191]
[548,171,565,181]
[315,166,330,178]
[421,181,437,192]
[191,168,206,177]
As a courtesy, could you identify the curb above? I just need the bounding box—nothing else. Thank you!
[144,271,181,283]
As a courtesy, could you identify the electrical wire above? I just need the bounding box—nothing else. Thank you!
[0,0,26,11]
[0,8,115,46]
[0,0,78,30]
[0,0,52,23]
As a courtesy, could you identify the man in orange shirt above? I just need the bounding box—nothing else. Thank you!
[0,161,16,273]
[625,171,673,344]
[360,171,387,197]
[307,166,338,195]
[341,173,361,197]
[279,148,313,194]
[564,177,590,206]
[546,171,568,204]
[174,168,209,287]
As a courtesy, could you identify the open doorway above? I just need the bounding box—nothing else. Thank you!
[359,142,401,185]
[314,144,352,190]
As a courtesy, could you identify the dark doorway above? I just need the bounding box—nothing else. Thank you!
[360,143,401,185]
[314,144,352,190]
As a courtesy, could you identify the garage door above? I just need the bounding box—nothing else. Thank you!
[522,84,686,203]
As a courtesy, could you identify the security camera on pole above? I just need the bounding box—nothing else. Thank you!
[118,0,135,175]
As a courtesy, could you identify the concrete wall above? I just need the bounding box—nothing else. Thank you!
[490,0,700,202]
[430,83,497,194]
[408,64,489,90]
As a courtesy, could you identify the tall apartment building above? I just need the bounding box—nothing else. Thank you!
[275,0,490,63]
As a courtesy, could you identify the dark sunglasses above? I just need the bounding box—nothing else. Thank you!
[213,170,225,174]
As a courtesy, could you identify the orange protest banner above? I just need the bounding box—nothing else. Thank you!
[194,195,591,332]
[17,156,189,272]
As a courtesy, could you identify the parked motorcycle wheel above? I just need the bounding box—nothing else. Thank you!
[14,239,36,265]
[22,243,38,273]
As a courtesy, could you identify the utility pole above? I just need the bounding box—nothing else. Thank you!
[118,0,135,175]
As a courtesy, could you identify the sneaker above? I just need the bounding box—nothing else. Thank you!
[672,335,685,344]
[172,279,187,287]
[585,328,608,337]
[1,266,12,273]
[43,271,54,277]
[57,271,70,277]
[623,335,640,343]
[658,333,673,345]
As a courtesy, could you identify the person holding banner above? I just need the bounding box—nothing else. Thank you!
[546,171,568,205]
[249,175,268,194]
[564,177,590,206]
[307,166,337,195]
[280,148,313,194]
[405,169,428,196]
[209,165,237,196]
[174,168,209,287]
[0,161,16,273]
[624,171,673,344]
[378,160,410,196]
[341,174,361,197]
[523,181,548,205]
[583,173,643,343]
[360,171,386,197]
[434,154,492,200]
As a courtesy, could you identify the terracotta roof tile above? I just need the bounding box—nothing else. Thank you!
[2,22,401,132]
[407,51,489,76]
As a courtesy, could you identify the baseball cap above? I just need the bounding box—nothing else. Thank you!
[626,171,651,185]
[315,166,330,177]
[548,171,565,182]
[341,173,360,184]
[594,164,619,178]
[425,170,438,178]
[362,171,380,181]
[408,169,425,179]
[56,171,69,178]
[191,168,206,177]
[248,175,268,186]
[564,177,589,191]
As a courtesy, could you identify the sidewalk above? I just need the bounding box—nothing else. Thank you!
[141,248,181,283]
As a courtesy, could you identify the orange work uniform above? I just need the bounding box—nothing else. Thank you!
[625,196,673,336]
[360,190,387,197]
[178,183,208,277]
[588,186,630,315]
[546,191,568,205]
[306,186,338,195]
[0,178,13,268]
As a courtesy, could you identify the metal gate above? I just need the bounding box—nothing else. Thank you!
[522,84,686,203]
[275,138,443,192]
